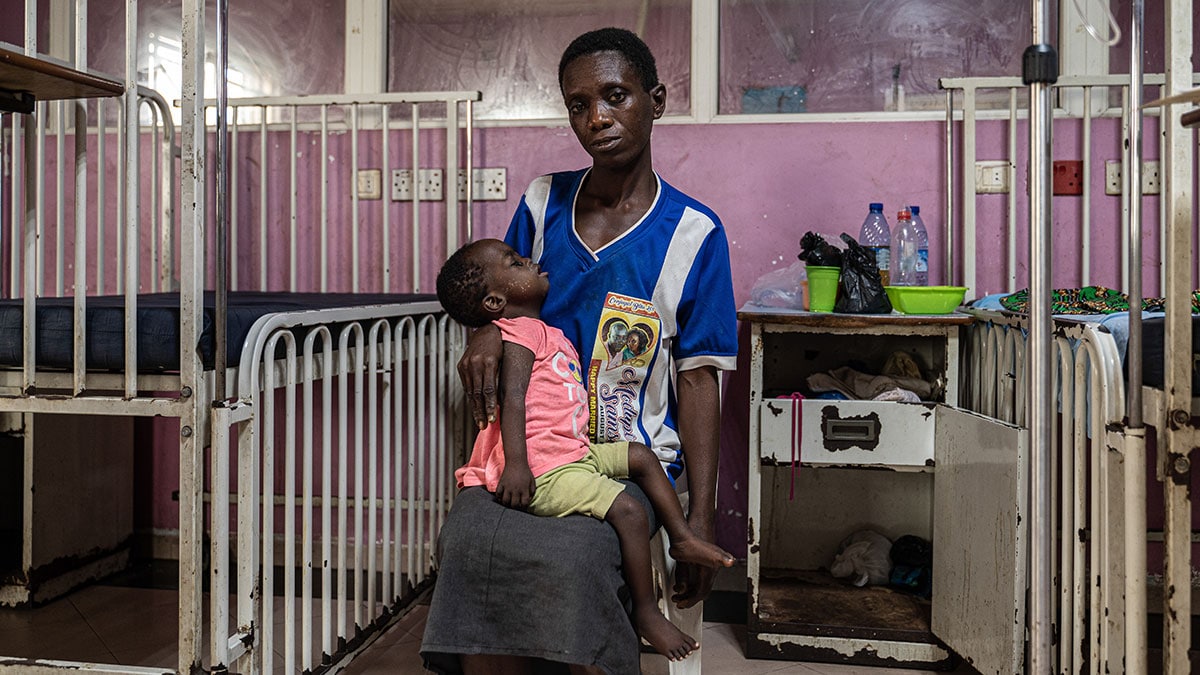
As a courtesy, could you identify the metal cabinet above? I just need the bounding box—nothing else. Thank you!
[743,308,1027,671]
[0,413,134,607]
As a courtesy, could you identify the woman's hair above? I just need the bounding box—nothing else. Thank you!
[436,242,493,328]
[558,27,659,94]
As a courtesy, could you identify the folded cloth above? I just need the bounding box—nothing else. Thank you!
[873,387,921,403]
[807,365,933,401]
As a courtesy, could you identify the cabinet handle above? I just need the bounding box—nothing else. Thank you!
[823,419,879,443]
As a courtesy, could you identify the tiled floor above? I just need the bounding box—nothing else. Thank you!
[0,581,972,674]
[344,603,972,675]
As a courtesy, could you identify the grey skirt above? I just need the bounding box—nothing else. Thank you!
[420,482,657,674]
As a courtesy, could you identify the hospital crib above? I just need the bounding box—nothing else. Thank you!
[945,68,1199,673]
[0,0,477,672]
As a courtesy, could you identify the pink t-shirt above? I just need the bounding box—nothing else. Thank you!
[456,316,590,491]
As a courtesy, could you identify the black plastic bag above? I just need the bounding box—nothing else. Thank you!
[888,534,932,598]
[798,232,842,268]
[834,233,892,314]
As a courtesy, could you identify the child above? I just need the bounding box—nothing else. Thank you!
[435,238,734,662]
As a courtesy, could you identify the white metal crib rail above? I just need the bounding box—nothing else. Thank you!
[0,86,180,408]
[201,91,481,295]
[940,73,1200,297]
[209,302,467,674]
[963,312,1132,673]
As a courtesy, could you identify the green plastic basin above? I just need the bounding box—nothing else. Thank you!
[884,286,968,315]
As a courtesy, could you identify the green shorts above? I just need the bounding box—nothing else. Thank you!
[527,441,630,519]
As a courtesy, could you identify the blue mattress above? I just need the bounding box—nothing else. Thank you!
[0,291,436,372]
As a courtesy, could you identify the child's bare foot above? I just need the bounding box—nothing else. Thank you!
[636,607,698,661]
[669,537,735,569]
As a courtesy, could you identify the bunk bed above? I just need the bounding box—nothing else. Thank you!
[0,2,477,673]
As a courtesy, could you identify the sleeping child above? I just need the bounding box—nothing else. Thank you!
[434,238,734,662]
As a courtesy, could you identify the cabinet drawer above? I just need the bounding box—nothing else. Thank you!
[759,399,935,469]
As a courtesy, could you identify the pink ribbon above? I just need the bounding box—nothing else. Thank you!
[780,392,804,500]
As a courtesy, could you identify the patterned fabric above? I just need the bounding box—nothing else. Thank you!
[998,286,1200,314]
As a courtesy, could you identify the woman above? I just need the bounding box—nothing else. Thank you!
[421,27,737,674]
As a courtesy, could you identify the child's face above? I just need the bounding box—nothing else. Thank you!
[475,239,549,311]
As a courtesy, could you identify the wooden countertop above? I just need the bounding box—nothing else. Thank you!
[0,47,123,113]
[738,305,974,328]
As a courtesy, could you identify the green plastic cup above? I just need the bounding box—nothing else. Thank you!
[806,265,840,312]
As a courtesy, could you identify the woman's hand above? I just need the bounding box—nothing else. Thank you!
[458,324,503,429]
[495,464,535,509]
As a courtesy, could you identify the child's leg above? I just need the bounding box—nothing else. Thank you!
[605,491,697,662]
[528,458,696,660]
[627,442,734,569]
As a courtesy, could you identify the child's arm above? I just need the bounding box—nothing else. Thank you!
[495,339,536,509]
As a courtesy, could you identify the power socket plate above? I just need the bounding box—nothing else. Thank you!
[391,169,444,201]
[356,169,382,200]
[1052,160,1083,195]
[975,160,1010,194]
[1103,160,1161,195]
[456,168,507,201]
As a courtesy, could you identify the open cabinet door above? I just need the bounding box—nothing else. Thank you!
[933,406,1027,674]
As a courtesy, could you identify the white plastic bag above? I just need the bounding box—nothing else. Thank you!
[749,261,808,310]
[829,530,893,587]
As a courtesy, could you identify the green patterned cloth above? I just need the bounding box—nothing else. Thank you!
[998,286,1200,314]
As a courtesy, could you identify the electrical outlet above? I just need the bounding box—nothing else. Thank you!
[391,169,412,200]
[456,168,508,201]
[356,169,382,200]
[1105,161,1122,195]
[1052,160,1083,195]
[391,168,445,200]
[419,169,443,201]
[1142,160,1160,195]
[1102,160,1161,195]
[975,160,1010,194]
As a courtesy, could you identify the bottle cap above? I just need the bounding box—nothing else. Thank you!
[869,202,883,211]
[898,209,911,220]
[910,205,920,215]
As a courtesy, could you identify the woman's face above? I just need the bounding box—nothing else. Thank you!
[560,51,666,171]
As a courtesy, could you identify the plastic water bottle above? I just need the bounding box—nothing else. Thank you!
[890,209,920,286]
[909,205,929,286]
[858,202,891,286]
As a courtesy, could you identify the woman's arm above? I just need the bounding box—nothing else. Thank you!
[457,324,503,430]
[495,341,536,509]
[671,364,721,608]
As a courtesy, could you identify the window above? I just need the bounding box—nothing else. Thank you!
[717,0,1034,115]
[78,0,345,124]
[1109,0,1200,75]
[387,0,692,120]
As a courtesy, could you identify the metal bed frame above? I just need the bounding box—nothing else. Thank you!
[943,0,1197,668]
[0,1,478,673]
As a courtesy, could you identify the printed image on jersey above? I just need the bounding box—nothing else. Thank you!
[588,292,660,443]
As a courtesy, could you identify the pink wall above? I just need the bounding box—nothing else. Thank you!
[138,115,1191,559]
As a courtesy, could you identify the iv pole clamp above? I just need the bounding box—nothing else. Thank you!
[1022,43,1058,86]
